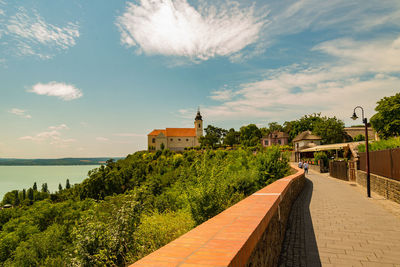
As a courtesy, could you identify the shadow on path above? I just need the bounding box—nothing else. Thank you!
[278,178,321,267]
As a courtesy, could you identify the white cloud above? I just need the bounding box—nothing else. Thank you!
[48,124,69,130]
[2,7,79,58]
[29,82,83,101]
[209,89,235,101]
[116,0,267,62]
[8,108,31,118]
[20,130,75,146]
[96,137,109,142]
[19,123,74,146]
[196,35,400,125]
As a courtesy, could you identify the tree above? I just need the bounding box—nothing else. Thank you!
[41,183,49,193]
[160,143,165,150]
[353,134,365,141]
[58,183,63,192]
[199,125,227,148]
[22,189,26,200]
[13,190,20,206]
[27,188,34,201]
[370,93,400,139]
[223,128,240,146]
[33,182,37,191]
[313,116,346,144]
[66,179,71,189]
[239,124,262,147]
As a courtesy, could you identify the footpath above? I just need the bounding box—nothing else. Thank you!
[279,169,400,267]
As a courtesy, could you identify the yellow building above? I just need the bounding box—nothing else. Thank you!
[148,110,203,151]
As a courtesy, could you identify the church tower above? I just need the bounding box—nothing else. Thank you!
[194,108,203,143]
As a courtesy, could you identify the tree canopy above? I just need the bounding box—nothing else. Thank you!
[370,93,400,139]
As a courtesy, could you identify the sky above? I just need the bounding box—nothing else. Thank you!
[0,0,399,158]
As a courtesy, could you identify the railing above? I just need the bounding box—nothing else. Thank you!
[130,164,305,266]
[359,148,400,181]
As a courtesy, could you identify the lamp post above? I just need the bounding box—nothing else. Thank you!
[351,106,371,198]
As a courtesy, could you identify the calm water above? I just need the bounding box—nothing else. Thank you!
[0,165,99,200]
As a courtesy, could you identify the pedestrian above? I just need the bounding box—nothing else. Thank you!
[304,162,309,174]
[298,161,303,169]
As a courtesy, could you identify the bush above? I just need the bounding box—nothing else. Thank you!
[358,137,400,152]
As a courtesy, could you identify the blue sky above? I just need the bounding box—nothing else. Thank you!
[0,0,399,158]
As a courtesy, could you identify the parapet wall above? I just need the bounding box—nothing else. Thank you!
[131,164,305,267]
[357,170,400,204]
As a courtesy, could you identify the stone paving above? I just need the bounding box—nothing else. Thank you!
[279,169,400,267]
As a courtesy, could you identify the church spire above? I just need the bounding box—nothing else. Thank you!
[195,107,202,121]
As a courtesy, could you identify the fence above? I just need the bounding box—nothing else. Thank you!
[329,160,348,180]
[359,148,400,181]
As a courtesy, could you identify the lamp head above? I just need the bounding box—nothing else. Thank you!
[351,112,358,121]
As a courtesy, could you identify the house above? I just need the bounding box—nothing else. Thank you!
[148,110,203,151]
[293,130,322,161]
[261,131,289,147]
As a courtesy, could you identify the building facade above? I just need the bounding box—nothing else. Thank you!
[148,110,203,151]
[261,131,289,147]
[293,130,322,162]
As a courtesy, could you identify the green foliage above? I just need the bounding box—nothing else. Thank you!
[199,125,227,148]
[353,134,365,141]
[0,148,290,266]
[358,137,400,152]
[223,128,240,146]
[370,93,400,139]
[240,124,262,146]
[133,210,195,261]
[283,113,345,144]
[314,151,328,166]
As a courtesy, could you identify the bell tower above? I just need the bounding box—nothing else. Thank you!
[194,108,203,140]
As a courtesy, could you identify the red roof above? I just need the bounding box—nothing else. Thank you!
[148,129,166,136]
[148,128,196,137]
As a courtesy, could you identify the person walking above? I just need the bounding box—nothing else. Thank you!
[298,161,303,169]
[304,162,309,174]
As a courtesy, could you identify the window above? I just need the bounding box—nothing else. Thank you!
[152,138,155,143]
[278,140,281,144]
[178,138,181,141]
[186,139,189,141]
[170,138,173,141]
[264,140,268,146]
[198,124,201,128]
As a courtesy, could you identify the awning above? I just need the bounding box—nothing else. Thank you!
[299,141,363,152]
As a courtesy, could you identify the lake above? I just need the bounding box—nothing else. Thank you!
[0,165,99,200]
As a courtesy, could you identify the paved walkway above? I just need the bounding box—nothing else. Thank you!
[279,169,400,267]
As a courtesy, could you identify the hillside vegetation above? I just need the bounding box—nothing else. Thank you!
[0,147,290,266]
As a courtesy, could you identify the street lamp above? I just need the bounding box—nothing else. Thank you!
[351,106,371,198]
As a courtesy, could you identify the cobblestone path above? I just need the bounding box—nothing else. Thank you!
[279,170,400,267]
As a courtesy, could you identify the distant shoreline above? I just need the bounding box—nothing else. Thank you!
[0,157,123,166]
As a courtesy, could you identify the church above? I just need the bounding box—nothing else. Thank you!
[147,110,203,151]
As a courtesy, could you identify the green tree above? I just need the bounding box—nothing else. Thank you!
[41,183,49,193]
[66,179,71,189]
[223,128,240,146]
[160,143,165,150]
[370,93,400,139]
[58,183,63,192]
[199,125,227,148]
[353,134,365,141]
[33,182,37,191]
[313,116,346,144]
[239,124,262,146]
[27,188,34,201]
[22,189,26,200]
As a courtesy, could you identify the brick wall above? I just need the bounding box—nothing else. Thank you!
[356,170,400,204]
[130,165,305,266]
